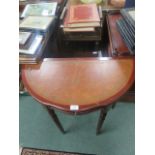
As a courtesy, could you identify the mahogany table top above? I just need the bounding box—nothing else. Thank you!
[22,57,134,113]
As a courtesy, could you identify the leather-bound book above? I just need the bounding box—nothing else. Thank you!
[68,3,100,24]
[63,7,100,28]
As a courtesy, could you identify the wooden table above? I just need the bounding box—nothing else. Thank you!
[21,57,134,134]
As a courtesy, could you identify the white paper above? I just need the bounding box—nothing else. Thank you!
[70,105,79,111]
[42,10,49,16]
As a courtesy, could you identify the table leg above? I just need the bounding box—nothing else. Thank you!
[46,106,65,134]
[112,102,116,109]
[96,107,107,135]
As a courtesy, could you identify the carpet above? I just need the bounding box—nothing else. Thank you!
[20,147,95,155]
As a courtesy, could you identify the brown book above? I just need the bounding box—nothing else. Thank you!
[63,5,100,28]
[63,27,95,32]
[67,4,100,24]
[65,21,100,28]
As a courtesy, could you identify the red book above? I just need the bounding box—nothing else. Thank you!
[68,3,100,24]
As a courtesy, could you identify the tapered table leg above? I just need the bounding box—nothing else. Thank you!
[96,107,107,135]
[46,106,65,134]
[112,102,116,109]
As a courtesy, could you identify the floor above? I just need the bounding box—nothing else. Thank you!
[19,96,135,155]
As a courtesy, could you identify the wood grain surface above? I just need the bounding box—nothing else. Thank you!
[22,57,134,113]
[107,12,129,56]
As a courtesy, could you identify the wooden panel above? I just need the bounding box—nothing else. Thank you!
[107,12,130,56]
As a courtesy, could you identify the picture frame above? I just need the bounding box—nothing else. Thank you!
[19,34,43,55]
[19,31,32,45]
[21,2,58,18]
[19,16,55,31]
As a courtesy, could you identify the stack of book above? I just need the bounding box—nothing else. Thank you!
[19,31,43,55]
[61,3,102,41]
[116,8,135,55]
[19,2,58,64]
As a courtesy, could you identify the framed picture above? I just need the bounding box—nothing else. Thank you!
[19,16,55,31]
[21,2,58,18]
[19,31,32,45]
[19,34,43,55]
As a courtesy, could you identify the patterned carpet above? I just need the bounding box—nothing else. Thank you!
[21,148,95,155]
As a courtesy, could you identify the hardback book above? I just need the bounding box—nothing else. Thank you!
[63,27,95,32]
[21,2,58,18]
[19,16,55,31]
[61,3,101,40]
[80,0,102,4]
[63,10,100,28]
[65,22,100,28]
[19,31,32,45]
[19,34,43,55]
[68,3,100,24]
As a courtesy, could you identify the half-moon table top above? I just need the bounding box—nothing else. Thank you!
[22,57,134,113]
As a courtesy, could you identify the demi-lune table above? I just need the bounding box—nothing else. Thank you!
[21,57,134,134]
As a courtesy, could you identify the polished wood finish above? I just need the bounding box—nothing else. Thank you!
[22,57,134,114]
[118,79,135,102]
[106,11,135,102]
[106,11,129,56]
